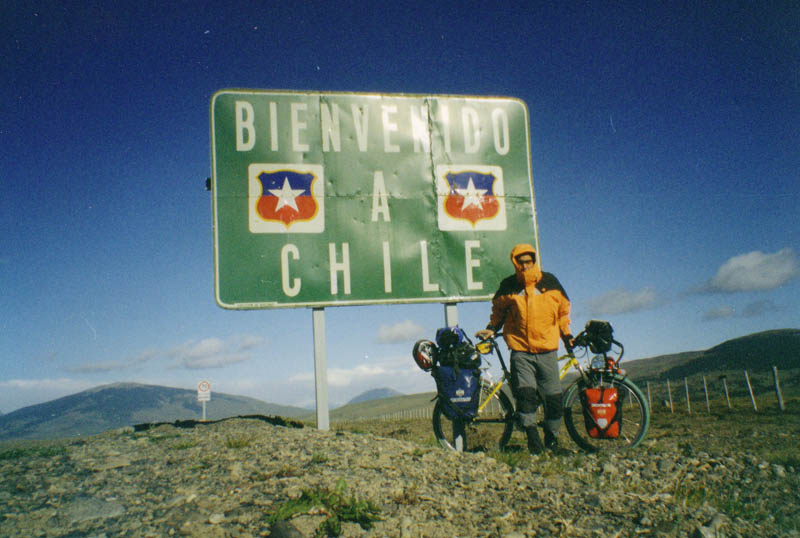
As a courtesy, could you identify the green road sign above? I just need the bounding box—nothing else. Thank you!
[210,90,538,309]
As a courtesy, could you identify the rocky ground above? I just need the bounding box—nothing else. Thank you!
[1,412,798,537]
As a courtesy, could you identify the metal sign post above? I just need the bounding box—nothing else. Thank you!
[312,308,329,430]
[210,90,538,429]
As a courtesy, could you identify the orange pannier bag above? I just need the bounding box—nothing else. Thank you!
[582,386,621,438]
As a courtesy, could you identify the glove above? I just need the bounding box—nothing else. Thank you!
[562,334,575,352]
[475,329,495,340]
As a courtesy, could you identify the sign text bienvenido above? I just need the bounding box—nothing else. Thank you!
[211,90,538,309]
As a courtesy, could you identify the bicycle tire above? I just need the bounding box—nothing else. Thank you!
[563,372,650,452]
[432,385,516,452]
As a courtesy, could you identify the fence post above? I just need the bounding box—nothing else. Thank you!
[646,382,652,410]
[684,377,691,414]
[667,379,674,413]
[772,366,785,413]
[744,370,758,412]
[703,376,710,414]
[721,375,731,409]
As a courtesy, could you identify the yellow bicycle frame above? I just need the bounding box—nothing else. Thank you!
[477,380,505,413]
[558,354,581,379]
[477,353,581,414]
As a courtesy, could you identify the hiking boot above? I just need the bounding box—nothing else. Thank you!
[544,429,558,450]
[525,427,543,455]
[544,430,569,455]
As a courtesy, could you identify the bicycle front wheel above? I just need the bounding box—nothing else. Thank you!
[432,385,516,452]
[563,373,650,452]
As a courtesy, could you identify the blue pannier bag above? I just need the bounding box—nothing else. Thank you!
[433,364,482,420]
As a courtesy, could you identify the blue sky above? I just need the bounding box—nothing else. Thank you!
[2,1,798,413]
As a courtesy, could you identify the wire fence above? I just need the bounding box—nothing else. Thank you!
[332,367,796,424]
[643,366,795,415]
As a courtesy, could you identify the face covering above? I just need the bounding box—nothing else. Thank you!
[510,245,541,289]
[516,261,542,289]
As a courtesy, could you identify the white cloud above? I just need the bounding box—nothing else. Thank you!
[177,353,252,370]
[132,349,160,363]
[290,363,392,387]
[587,288,659,316]
[376,320,427,343]
[233,334,265,351]
[701,306,737,321]
[701,300,777,321]
[287,372,314,384]
[0,378,87,391]
[286,354,435,406]
[741,299,775,317]
[169,336,259,370]
[180,338,226,358]
[67,350,159,374]
[0,378,95,413]
[66,334,265,374]
[327,364,391,386]
[704,248,798,292]
[66,359,131,373]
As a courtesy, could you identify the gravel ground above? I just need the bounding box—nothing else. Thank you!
[1,412,798,537]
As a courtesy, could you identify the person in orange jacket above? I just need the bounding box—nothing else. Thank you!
[476,244,573,454]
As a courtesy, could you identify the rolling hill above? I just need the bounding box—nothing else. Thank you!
[621,329,800,381]
[0,382,308,441]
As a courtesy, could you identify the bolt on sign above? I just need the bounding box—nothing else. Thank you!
[210,90,538,309]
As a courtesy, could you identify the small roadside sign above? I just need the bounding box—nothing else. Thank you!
[197,381,211,421]
[197,380,211,402]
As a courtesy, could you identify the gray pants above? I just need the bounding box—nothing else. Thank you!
[510,350,563,433]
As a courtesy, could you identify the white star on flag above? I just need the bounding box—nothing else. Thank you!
[268,177,305,212]
[455,177,487,210]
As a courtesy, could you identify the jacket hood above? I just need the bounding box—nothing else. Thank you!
[510,243,541,286]
[510,244,537,270]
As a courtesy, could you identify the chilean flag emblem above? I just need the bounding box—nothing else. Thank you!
[437,165,507,231]
[249,164,324,233]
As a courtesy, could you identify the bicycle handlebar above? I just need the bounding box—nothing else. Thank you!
[569,329,625,364]
[478,328,623,364]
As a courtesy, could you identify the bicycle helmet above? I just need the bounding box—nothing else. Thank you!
[412,339,436,371]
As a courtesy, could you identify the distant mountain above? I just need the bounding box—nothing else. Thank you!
[623,329,800,381]
[0,382,308,441]
[346,388,404,405]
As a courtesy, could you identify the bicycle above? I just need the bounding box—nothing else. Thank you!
[428,320,650,453]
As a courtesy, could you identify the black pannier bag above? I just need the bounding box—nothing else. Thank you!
[584,320,614,354]
[434,326,481,369]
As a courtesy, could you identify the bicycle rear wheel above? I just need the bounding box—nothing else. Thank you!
[432,384,516,452]
[563,373,650,452]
